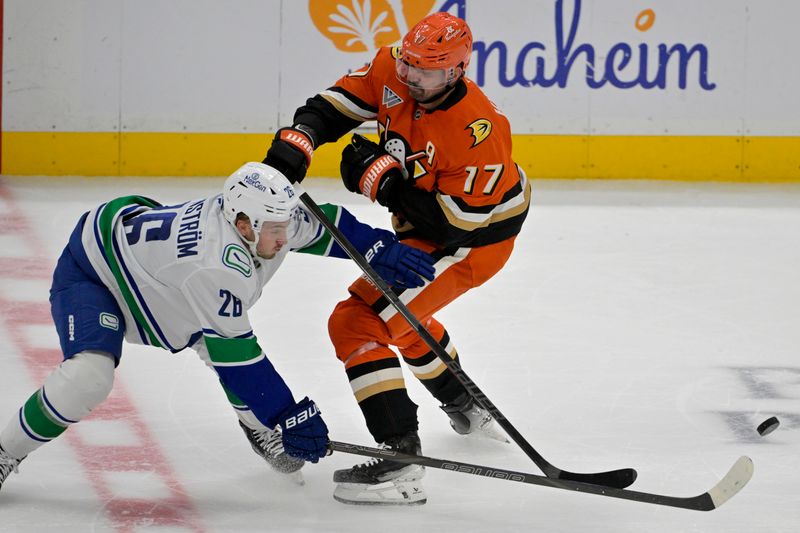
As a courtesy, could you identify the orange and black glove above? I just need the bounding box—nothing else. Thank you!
[340,134,404,206]
[264,125,316,183]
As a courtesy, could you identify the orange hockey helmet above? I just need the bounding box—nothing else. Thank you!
[396,12,473,91]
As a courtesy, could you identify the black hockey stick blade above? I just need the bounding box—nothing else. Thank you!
[296,189,636,489]
[329,441,753,511]
[556,465,637,488]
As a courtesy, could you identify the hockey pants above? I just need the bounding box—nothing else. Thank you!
[328,237,515,443]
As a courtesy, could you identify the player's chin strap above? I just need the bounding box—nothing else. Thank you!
[239,222,261,257]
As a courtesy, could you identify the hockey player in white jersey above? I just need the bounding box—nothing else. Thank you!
[0,162,436,492]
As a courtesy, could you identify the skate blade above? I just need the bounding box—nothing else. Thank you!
[472,425,511,443]
[455,421,510,443]
[286,470,305,486]
[333,479,427,506]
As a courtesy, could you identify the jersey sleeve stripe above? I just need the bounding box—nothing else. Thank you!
[202,328,254,339]
[293,203,341,256]
[204,335,263,365]
[210,353,266,367]
[320,88,377,121]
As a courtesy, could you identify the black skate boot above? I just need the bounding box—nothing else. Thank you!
[441,392,509,442]
[239,421,305,476]
[333,431,426,505]
[0,444,23,492]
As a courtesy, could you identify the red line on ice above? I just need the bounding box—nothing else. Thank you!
[0,184,206,532]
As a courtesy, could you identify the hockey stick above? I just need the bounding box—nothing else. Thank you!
[328,440,753,511]
[296,187,636,489]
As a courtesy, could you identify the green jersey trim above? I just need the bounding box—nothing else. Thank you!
[96,196,164,348]
[294,203,340,256]
[204,335,262,365]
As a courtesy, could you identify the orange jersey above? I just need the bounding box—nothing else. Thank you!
[295,46,530,248]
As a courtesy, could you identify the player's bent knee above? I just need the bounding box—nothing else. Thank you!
[44,350,115,419]
[328,299,384,360]
[328,301,361,349]
[73,351,115,404]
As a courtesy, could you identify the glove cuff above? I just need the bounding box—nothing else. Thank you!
[359,154,403,202]
[278,128,315,166]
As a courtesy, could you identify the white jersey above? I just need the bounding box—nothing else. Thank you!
[79,194,324,353]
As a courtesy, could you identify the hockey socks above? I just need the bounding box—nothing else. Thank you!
[0,351,114,460]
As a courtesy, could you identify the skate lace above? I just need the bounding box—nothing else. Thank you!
[0,451,20,476]
[252,428,285,458]
[352,443,389,471]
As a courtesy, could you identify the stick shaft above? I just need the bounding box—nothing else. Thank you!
[329,441,752,512]
[298,189,634,488]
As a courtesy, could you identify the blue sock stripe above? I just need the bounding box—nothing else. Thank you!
[18,408,51,443]
[41,386,79,425]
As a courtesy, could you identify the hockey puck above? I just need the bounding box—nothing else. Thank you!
[756,416,780,436]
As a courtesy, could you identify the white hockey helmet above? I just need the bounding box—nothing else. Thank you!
[222,162,298,253]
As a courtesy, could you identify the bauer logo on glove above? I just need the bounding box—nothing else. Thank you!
[283,401,320,429]
[278,397,330,463]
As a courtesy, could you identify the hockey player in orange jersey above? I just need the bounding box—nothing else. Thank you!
[263,11,531,505]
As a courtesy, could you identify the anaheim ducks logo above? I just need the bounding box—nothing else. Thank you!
[309,1,436,55]
[466,119,492,147]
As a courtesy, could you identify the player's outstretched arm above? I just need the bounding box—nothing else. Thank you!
[292,204,435,288]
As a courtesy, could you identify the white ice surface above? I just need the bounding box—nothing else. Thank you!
[0,176,798,533]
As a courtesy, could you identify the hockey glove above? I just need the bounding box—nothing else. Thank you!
[366,235,436,289]
[264,125,316,183]
[278,397,329,463]
[340,134,404,206]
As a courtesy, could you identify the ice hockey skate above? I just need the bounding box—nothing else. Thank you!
[333,431,426,505]
[0,444,23,492]
[441,392,509,442]
[239,421,305,483]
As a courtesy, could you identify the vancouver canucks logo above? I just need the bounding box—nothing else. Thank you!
[99,312,120,331]
[222,244,252,278]
[466,119,492,147]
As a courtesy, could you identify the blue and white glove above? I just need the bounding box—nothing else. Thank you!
[365,236,436,289]
[278,397,329,463]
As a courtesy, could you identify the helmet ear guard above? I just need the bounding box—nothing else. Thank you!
[222,162,299,255]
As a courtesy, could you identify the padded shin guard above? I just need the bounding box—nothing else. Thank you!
[0,351,115,459]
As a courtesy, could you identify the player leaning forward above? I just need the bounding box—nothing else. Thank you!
[264,12,531,504]
[0,162,436,492]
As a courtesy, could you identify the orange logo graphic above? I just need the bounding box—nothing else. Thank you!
[635,9,655,32]
[309,0,436,54]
